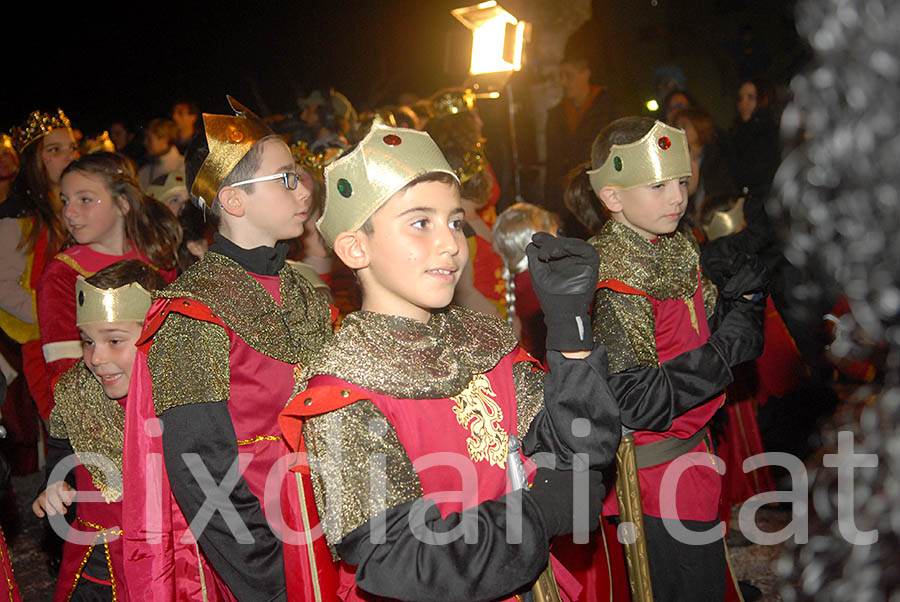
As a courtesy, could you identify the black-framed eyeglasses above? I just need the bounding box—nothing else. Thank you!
[229,172,302,190]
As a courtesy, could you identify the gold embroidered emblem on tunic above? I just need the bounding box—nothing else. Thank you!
[450,374,509,468]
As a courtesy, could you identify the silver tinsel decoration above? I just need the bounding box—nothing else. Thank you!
[774,0,900,599]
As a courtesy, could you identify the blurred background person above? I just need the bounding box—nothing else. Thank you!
[138,118,183,190]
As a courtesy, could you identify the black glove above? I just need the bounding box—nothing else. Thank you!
[709,255,768,331]
[527,465,606,538]
[707,298,765,368]
[525,232,599,351]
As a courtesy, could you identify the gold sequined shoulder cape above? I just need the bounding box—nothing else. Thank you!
[589,220,717,372]
[147,250,333,414]
[49,361,125,502]
[298,305,542,547]
[155,250,332,364]
[305,305,519,400]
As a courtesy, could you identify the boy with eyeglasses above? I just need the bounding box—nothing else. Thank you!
[121,97,339,602]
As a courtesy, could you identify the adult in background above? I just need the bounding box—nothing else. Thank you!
[544,38,623,240]
[728,79,780,200]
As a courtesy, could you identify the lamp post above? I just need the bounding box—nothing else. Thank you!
[452,1,529,200]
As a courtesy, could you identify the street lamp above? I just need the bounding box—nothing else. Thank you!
[451,1,530,199]
[451,1,526,76]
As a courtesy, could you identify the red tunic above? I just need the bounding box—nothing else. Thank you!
[35,245,176,418]
[53,463,127,601]
[0,526,22,602]
[122,294,339,602]
[600,276,723,522]
[284,349,582,602]
[467,234,507,319]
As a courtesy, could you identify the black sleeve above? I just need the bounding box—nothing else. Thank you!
[335,490,550,602]
[161,402,287,602]
[522,346,621,470]
[43,437,77,490]
[608,341,734,432]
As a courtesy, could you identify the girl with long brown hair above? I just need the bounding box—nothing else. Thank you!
[35,152,180,415]
[0,109,79,423]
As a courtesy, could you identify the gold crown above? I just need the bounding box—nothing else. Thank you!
[702,197,746,241]
[83,131,116,155]
[317,124,457,247]
[290,141,341,180]
[455,143,488,184]
[191,96,274,208]
[75,277,152,326]
[587,120,692,192]
[10,109,72,154]
[430,88,476,119]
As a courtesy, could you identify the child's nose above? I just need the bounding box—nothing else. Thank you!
[89,347,106,367]
[437,224,460,255]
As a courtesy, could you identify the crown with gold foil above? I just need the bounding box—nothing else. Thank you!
[702,196,747,241]
[430,88,476,119]
[190,96,275,208]
[455,143,488,184]
[10,109,72,154]
[290,140,341,180]
[83,131,116,155]
[587,120,692,192]
[75,277,152,327]
[317,124,458,247]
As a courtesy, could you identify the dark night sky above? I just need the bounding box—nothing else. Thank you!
[4,1,805,135]
[4,1,471,134]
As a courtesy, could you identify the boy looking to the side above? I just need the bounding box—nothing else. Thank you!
[280,125,623,601]
[35,259,163,602]
[122,97,338,602]
[587,117,766,601]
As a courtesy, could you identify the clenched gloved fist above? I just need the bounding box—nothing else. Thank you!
[525,232,600,351]
[708,253,769,331]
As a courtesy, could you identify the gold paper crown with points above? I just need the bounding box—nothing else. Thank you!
[430,88,476,119]
[191,96,275,208]
[10,109,72,154]
[587,120,692,193]
[75,277,152,327]
[702,196,746,241]
[317,124,458,247]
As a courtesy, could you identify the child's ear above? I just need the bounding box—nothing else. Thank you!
[597,186,623,214]
[333,231,369,270]
[116,195,131,216]
[217,186,246,218]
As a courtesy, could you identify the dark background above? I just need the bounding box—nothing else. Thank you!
[3,0,808,135]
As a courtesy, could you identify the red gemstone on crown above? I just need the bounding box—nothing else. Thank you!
[658,136,671,150]
[383,134,402,146]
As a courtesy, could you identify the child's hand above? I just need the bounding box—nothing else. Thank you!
[525,232,599,351]
[32,481,76,518]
